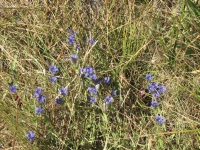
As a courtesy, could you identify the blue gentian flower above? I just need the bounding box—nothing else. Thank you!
[150,100,159,108]
[55,97,63,104]
[158,85,166,94]
[49,65,58,74]
[147,82,166,98]
[34,87,42,98]
[104,95,113,104]
[146,74,153,82]
[155,114,164,125]
[147,82,159,93]
[86,66,94,75]
[67,35,75,45]
[88,86,98,95]
[37,95,46,104]
[88,38,95,45]
[76,44,80,51]
[49,76,57,83]
[26,131,35,141]
[59,87,68,95]
[89,96,96,104]
[152,92,160,98]
[103,77,111,84]
[9,84,17,93]
[80,66,94,77]
[89,74,97,81]
[71,54,78,63]
[112,90,117,96]
[36,106,43,114]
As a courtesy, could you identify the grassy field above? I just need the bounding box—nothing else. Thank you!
[0,0,200,149]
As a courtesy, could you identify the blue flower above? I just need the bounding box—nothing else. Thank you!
[36,106,43,114]
[67,35,75,45]
[86,66,94,75]
[71,54,78,63]
[9,84,17,93]
[147,82,159,93]
[150,100,159,108]
[158,85,166,94]
[104,95,113,104]
[80,66,94,77]
[37,95,46,104]
[89,74,97,81]
[88,86,98,95]
[55,97,63,104]
[76,44,80,51]
[103,77,111,84]
[49,65,58,74]
[88,38,95,45]
[147,82,166,98]
[49,76,57,83]
[26,131,35,141]
[146,74,153,82]
[155,114,164,125]
[59,87,68,95]
[34,87,42,98]
[152,91,160,98]
[89,96,96,104]
[112,90,117,96]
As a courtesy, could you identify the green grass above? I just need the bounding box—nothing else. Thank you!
[0,0,200,149]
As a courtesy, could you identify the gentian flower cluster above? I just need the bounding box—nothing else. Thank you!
[34,87,46,104]
[67,28,78,45]
[67,28,79,63]
[34,87,45,115]
[146,74,166,102]
[80,65,118,106]
[55,87,68,105]
[80,66,94,78]
[147,82,166,98]
[145,74,166,125]
[49,65,58,83]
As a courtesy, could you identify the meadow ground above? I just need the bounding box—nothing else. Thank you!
[0,0,200,149]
